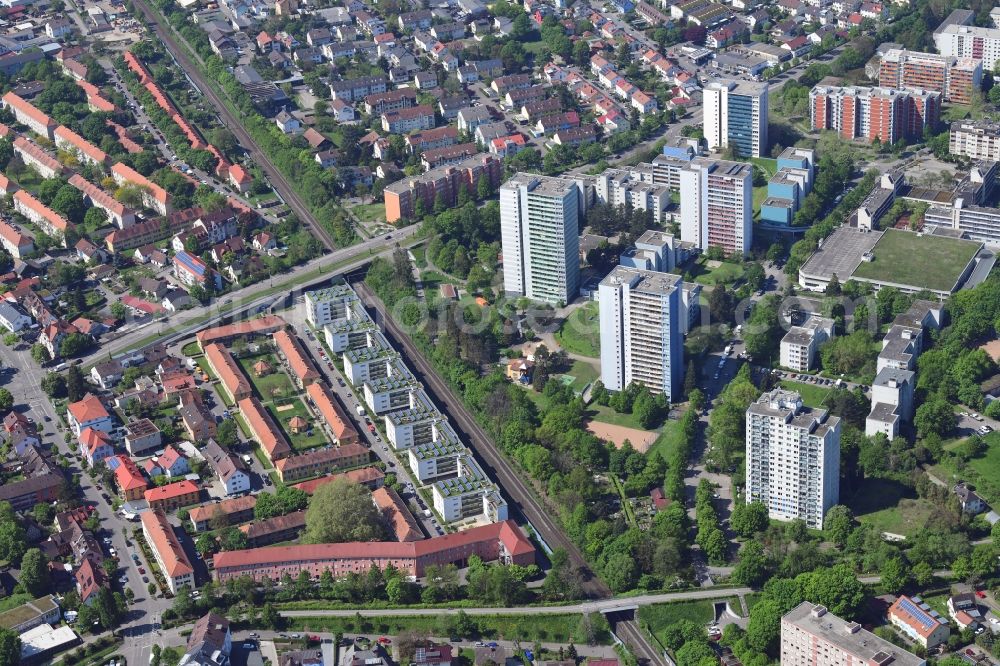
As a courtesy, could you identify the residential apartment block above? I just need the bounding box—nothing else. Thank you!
[935,21,1000,71]
[781,602,925,666]
[598,266,684,402]
[383,154,502,223]
[680,160,753,256]
[950,120,1000,161]
[594,168,672,222]
[141,510,194,594]
[500,173,587,304]
[879,49,982,105]
[746,389,841,529]
[779,316,834,372]
[432,456,508,523]
[810,85,940,144]
[305,283,359,328]
[703,80,768,158]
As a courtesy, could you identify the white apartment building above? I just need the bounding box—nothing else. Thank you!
[363,361,421,413]
[598,266,684,402]
[866,367,916,438]
[781,602,925,666]
[500,173,586,305]
[432,456,508,523]
[703,80,769,158]
[936,23,1000,71]
[746,389,841,529]
[779,316,834,372]
[950,120,1000,161]
[594,168,672,222]
[305,284,359,328]
[343,346,398,386]
[680,160,753,256]
[408,437,464,482]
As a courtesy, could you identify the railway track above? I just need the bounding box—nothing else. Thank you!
[130,0,338,251]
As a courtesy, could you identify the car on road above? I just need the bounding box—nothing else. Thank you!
[142,576,149,583]
[138,567,145,574]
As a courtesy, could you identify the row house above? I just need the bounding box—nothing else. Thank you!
[13,190,71,244]
[328,75,388,102]
[382,105,435,133]
[14,136,65,180]
[68,175,136,229]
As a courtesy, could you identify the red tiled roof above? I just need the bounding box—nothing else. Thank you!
[14,190,69,232]
[273,330,320,384]
[140,509,194,577]
[196,315,286,346]
[238,396,292,461]
[204,343,251,399]
[54,125,108,164]
[111,162,170,204]
[292,465,385,494]
[188,494,256,525]
[68,393,109,424]
[144,479,199,504]
[305,383,358,442]
[3,91,54,129]
[157,445,186,470]
[112,454,147,491]
[372,486,422,542]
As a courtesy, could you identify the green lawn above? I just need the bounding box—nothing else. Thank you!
[562,359,598,393]
[181,342,202,357]
[931,432,1000,504]
[522,39,550,57]
[847,478,936,538]
[648,418,685,461]
[779,380,832,408]
[351,202,386,224]
[640,600,715,645]
[266,398,328,452]
[750,157,778,179]
[411,245,427,269]
[587,403,647,430]
[238,354,297,402]
[555,302,600,358]
[851,229,981,293]
[752,185,768,217]
[690,257,745,286]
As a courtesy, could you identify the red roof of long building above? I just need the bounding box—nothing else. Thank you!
[273,330,320,385]
[141,509,194,577]
[238,396,292,461]
[305,382,358,442]
[111,162,170,204]
[292,466,385,494]
[55,125,108,164]
[213,519,535,569]
[14,190,70,232]
[196,315,286,346]
[205,343,251,399]
[144,479,199,504]
[2,91,54,129]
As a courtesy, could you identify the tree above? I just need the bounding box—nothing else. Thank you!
[708,284,734,324]
[731,501,769,537]
[303,478,386,543]
[41,372,66,398]
[66,366,85,402]
[915,398,956,439]
[823,505,853,547]
[732,541,770,587]
[880,557,908,594]
[18,548,49,596]
[216,419,238,447]
[110,302,127,320]
[804,564,865,617]
[60,333,92,358]
[746,599,782,653]
[0,503,26,563]
[0,389,12,412]
[31,343,50,364]
[0,628,20,666]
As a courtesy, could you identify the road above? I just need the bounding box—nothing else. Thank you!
[79,227,419,367]
[279,586,753,617]
[128,0,337,250]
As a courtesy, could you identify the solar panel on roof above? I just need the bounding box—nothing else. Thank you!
[898,598,937,628]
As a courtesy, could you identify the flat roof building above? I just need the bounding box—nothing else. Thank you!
[781,602,925,666]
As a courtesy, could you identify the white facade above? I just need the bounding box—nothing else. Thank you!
[779,316,834,371]
[221,468,251,495]
[304,284,358,328]
[408,438,463,482]
[936,24,1000,71]
[680,160,753,256]
[746,389,841,529]
[703,80,769,158]
[431,456,508,523]
[501,173,585,305]
[598,266,684,401]
[594,168,671,222]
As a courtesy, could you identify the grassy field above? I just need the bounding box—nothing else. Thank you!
[239,354,296,401]
[555,302,600,358]
[267,398,328,452]
[851,229,981,292]
[351,202,386,224]
[750,157,778,179]
[411,245,427,269]
[640,600,716,645]
[690,258,745,286]
[647,418,685,461]
[564,359,599,393]
[931,432,1000,504]
[779,380,832,407]
[752,186,768,217]
[847,478,936,538]
[588,403,647,430]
